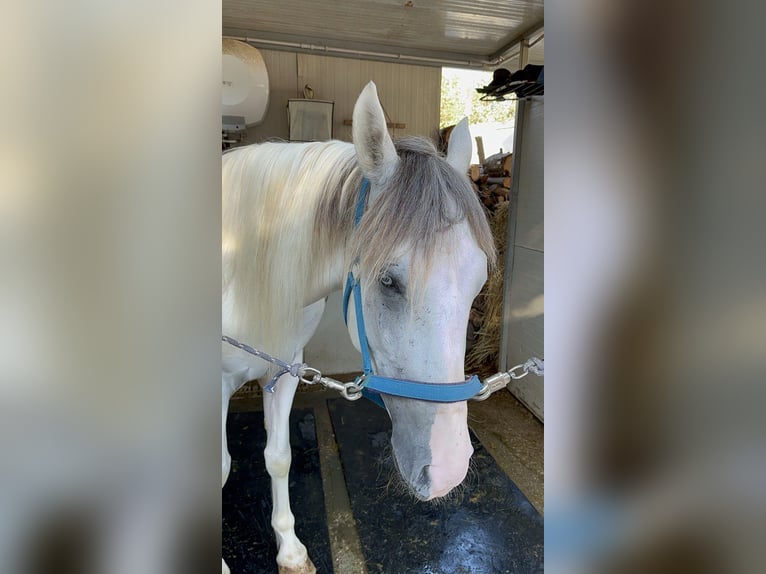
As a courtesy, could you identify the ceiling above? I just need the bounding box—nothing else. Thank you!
[222,0,544,69]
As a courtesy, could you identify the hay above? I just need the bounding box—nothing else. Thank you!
[466,200,509,377]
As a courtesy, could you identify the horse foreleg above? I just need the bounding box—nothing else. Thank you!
[263,352,316,574]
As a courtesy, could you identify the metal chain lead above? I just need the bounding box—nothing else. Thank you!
[224,334,542,403]
[472,357,544,401]
[299,367,365,401]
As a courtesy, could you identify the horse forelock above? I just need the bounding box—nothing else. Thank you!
[348,136,496,296]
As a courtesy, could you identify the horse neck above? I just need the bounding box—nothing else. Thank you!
[301,142,361,305]
[303,241,347,304]
[303,207,358,305]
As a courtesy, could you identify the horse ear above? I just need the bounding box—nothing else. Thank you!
[446,117,473,175]
[353,82,398,184]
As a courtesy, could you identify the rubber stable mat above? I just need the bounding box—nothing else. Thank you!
[223,409,334,574]
[328,398,544,574]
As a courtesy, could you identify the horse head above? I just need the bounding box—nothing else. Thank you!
[346,82,494,500]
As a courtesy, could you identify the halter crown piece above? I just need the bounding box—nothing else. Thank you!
[342,177,484,408]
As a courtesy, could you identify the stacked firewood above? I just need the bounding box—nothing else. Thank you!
[483,150,513,178]
[474,181,509,209]
[470,151,512,208]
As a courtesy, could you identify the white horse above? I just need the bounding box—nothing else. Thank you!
[222,82,495,574]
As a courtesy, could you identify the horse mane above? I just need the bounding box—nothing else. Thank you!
[223,136,495,367]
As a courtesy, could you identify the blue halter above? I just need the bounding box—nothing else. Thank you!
[342,177,484,408]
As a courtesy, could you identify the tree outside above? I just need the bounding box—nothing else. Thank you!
[440,67,516,161]
[440,67,516,129]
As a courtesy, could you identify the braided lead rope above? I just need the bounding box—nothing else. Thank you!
[222,335,364,400]
[521,357,544,377]
[222,335,307,393]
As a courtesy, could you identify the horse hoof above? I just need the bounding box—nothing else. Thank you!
[278,557,316,574]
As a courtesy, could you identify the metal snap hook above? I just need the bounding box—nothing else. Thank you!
[342,382,364,401]
[353,373,369,388]
[472,383,492,401]
[508,363,530,380]
[299,367,322,385]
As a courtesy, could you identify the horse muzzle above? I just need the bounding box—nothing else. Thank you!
[388,397,473,500]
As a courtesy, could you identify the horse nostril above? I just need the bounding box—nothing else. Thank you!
[412,465,430,499]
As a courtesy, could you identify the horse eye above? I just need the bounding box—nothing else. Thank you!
[379,271,404,296]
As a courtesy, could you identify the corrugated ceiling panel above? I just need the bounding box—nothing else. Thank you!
[223,0,543,60]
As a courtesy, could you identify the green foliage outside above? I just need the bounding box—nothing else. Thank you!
[440,68,516,129]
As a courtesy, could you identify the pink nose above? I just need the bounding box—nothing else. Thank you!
[425,443,473,500]
[425,402,473,499]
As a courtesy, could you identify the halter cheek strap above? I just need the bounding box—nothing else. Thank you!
[342,177,483,408]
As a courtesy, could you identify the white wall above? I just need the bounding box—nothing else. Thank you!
[303,292,361,376]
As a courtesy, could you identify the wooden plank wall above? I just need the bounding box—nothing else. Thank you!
[246,49,442,144]
[248,49,297,141]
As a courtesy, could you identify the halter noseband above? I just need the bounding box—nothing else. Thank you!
[341,177,483,408]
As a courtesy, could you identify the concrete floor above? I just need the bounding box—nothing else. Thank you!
[229,383,544,574]
[466,389,544,515]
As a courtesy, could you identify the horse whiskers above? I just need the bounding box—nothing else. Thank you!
[387,461,415,499]
[423,459,480,509]
[465,457,481,490]
[373,443,407,500]
[376,461,411,500]
[379,451,425,502]
[428,481,467,508]
[372,434,479,505]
